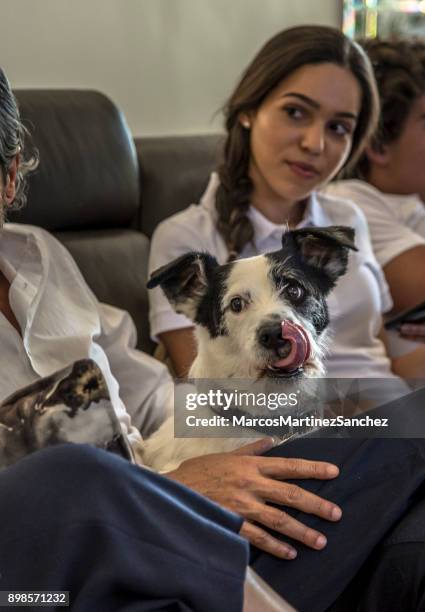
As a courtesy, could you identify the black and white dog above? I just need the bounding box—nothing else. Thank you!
[143,226,356,471]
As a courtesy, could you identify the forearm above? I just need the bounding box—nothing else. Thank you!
[384,246,425,314]
[391,344,425,378]
[159,328,197,378]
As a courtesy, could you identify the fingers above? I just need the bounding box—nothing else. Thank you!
[240,521,297,560]
[232,437,277,456]
[258,456,339,480]
[256,476,342,523]
[248,502,329,551]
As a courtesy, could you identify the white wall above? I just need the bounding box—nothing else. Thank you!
[0,0,341,136]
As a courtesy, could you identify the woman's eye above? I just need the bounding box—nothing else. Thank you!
[329,121,353,137]
[283,106,304,120]
[284,284,306,304]
[230,297,244,313]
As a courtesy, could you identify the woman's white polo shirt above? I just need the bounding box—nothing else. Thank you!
[149,173,395,378]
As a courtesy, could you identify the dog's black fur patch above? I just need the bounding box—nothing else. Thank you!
[194,263,234,337]
[148,226,357,338]
[266,226,357,333]
[279,226,356,291]
[267,258,330,334]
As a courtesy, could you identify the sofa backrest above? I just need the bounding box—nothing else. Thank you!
[11,89,153,352]
[136,134,222,238]
[10,89,221,354]
[12,90,139,231]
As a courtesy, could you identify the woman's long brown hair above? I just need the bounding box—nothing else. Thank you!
[215,25,379,260]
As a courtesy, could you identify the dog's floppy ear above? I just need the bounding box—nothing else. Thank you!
[283,226,357,285]
[147,252,219,321]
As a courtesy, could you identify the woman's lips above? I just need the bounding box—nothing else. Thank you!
[286,161,319,179]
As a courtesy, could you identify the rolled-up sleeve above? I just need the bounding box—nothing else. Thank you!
[95,303,174,442]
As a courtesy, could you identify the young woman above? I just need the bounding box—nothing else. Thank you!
[327,38,425,344]
[149,25,425,381]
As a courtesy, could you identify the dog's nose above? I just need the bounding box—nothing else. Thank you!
[258,324,291,352]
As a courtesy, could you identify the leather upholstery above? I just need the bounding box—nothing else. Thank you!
[12,90,139,231]
[10,89,219,353]
[136,134,222,237]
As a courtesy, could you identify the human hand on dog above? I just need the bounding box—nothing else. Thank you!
[166,437,342,560]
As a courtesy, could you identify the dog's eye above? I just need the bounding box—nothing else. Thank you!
[230,297,244,313]
[285,283,305,304]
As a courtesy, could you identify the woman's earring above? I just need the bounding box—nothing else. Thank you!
[242,120,251,129]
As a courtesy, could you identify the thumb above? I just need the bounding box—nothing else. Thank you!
[231,437,278,456]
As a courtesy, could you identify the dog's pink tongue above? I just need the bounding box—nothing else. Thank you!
[272,321,311,371]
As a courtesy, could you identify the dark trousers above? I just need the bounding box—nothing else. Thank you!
[0,444,248,612]
[254,437,425,612]
[252,384,425,611]
[328,495,425,612]
[2,437,425,611]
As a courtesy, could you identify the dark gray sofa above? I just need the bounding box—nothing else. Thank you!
[11,89,223,354]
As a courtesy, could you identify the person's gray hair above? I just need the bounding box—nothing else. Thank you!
[0,68,38,212]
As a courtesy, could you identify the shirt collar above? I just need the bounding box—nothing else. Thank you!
[201,172,332,251]
[200,172,220,213]
[0,224,28,281]
[248,191,332,251]
[0,223,100,377]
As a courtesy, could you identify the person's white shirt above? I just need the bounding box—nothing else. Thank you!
[325,179,425,268]
[149,173,396,379]
[0,223,174,456]
[325,179,425,357]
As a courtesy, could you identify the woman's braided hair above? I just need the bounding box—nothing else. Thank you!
[346,38,425,180]
[0,68,38,214]
[215,25,379,260]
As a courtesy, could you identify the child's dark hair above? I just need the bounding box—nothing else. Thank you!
[347,37,425,180]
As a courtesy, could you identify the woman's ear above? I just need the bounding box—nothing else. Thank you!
[3,154,19,205]
[238,112,252,130]
[364,143,390,168]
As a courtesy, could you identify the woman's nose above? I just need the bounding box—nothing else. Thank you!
[300,123,325,155]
